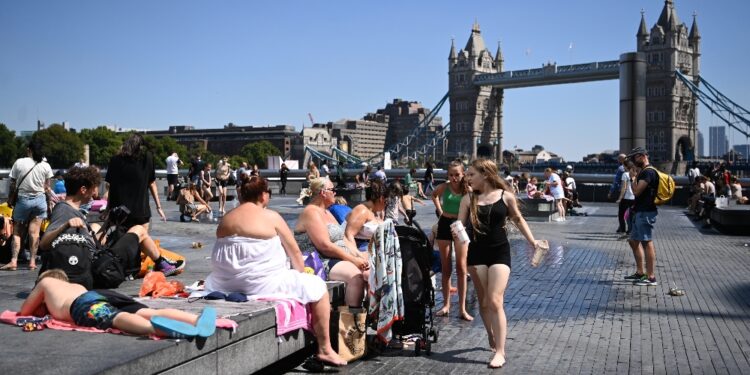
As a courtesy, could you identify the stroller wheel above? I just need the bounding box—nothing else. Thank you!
[415,339,422,356]
[425,339,432,356]
[430,328,439,343]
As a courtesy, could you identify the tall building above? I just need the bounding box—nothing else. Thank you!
[637,0,701,162]
[733,144,750,160]
[709,126,728,157]
[696,129,704,157]
[314,119,389,161]
[377,99,444,161]
[447,22,503,161]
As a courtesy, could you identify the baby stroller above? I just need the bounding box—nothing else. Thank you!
[393,220,438,355]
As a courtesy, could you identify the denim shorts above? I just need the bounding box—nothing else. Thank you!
[12,194,48,222]
[630,211,657,242]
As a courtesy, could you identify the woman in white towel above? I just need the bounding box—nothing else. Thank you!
[205,175,346,367]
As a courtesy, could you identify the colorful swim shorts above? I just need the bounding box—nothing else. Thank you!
[70,291,120,330]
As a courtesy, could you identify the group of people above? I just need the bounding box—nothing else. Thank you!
[7,134,210,340]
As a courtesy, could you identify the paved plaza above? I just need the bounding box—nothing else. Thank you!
[1,195,749,374]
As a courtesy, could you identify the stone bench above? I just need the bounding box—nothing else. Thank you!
[709,204,750,235]
[519,197,561,222]
[0,281,345,375]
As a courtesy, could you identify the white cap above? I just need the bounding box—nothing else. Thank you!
[566,165,573,170]
[360,162,368,166]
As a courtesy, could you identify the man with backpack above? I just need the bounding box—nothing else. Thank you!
[38,167,184,289]
[624,147,671,287]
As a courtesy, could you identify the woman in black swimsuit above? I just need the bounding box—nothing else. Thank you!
[455,159,546,369]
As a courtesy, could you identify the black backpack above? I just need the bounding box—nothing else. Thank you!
[41,233,94,290]
[91,248,126,289]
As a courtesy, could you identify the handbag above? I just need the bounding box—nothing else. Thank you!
[715,195,729,209]
[333,306,367,362]
[302,250,326,281]
[7,162,39,208]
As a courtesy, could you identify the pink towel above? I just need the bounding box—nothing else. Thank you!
[255,298,312,335]
[1,310,237,339]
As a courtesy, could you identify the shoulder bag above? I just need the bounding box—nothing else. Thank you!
[7,162,39,208]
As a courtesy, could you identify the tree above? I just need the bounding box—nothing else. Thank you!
[78,126,125,167]
[240,141,281,168]
[0,123,19,168]
[31,124,84,168]
[143,135,188,169]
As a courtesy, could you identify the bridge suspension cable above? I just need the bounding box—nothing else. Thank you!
[675,70,750,138]
[366,92,450,164]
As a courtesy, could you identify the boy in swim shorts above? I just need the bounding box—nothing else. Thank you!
[20,269,215,338]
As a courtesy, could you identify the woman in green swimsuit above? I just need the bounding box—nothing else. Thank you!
[431,160,473,321]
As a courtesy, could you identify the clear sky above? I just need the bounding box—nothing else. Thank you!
[1,0,748,161]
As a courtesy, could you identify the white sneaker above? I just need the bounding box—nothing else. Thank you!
[553,218,564,222]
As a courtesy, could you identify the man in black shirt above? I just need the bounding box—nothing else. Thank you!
[623,147,659,286]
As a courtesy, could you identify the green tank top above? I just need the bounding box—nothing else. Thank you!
[441,186,463,215]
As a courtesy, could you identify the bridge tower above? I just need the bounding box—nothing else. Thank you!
[639,0,701,163]
[447,22,503,162]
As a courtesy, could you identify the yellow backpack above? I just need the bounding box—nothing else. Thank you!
[645,166,675,205]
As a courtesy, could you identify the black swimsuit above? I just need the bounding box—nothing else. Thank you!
[467,191,511,268]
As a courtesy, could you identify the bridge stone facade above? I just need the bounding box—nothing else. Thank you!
[448,0,700,164]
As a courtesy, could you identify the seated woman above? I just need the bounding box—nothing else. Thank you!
[295,177,369,307]
[176,182,211,222]
[405,168,428,199]
[205,176,346,366]
[345,179,388,252]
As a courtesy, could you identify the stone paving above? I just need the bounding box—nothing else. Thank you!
[1,194,749,374]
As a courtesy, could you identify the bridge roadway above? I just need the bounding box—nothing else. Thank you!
[1,194,749,374]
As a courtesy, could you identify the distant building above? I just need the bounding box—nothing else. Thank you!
[143,123,297,158]
[696,130,704,157]
[513,145,562,164]
[315,119,389,161]
[375,99,444,161]
[709,126,728,157]
[734,144,750,159]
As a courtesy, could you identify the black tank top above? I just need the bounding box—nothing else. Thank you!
[471,191,509,247]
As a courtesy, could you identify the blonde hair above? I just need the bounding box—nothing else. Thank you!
[309,177,329,196]
[335,196,348,205]
[37,269,69,283]
[468,158,514,237]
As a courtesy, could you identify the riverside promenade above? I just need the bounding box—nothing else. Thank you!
[1,195,749,374]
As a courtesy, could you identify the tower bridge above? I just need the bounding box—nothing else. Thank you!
[447,0,701,167]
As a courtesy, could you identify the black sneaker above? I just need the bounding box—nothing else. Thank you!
[635,277,658,286]
[624,272,644,280]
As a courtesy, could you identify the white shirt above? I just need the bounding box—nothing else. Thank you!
[9,157,53,196]
[565,176,576,191]
[547,173,564,199]
[621,172,635,200]
[166,154,180,175]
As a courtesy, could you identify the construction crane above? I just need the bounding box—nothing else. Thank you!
[308,113,315,126]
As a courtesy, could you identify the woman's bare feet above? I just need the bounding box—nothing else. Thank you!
[316,349,347,366]
[459,310,474,321]
[436,305,450,317]
[488,335,496,352]
[488,352,506,368]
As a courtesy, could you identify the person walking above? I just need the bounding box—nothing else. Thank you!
[544,168,566,221]
[457,158,546,368]
[215,156,231,215]
[610,154,627,232]
[432,160,472,321]
[616,160,637,237]
[104,133,166,231]
[279,162,289,195]
[1,139,53,271]
[423,161,435,195]
[165,151,183,201]
[624,147,660,286]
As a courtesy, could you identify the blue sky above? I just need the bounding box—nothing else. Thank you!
[1,0,747,161]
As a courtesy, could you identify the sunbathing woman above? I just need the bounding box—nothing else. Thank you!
[205,176,346,366]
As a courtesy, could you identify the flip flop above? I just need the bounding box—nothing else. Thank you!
[196,307,216,338]
[0,264,17,271]
[150,316,199,339]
